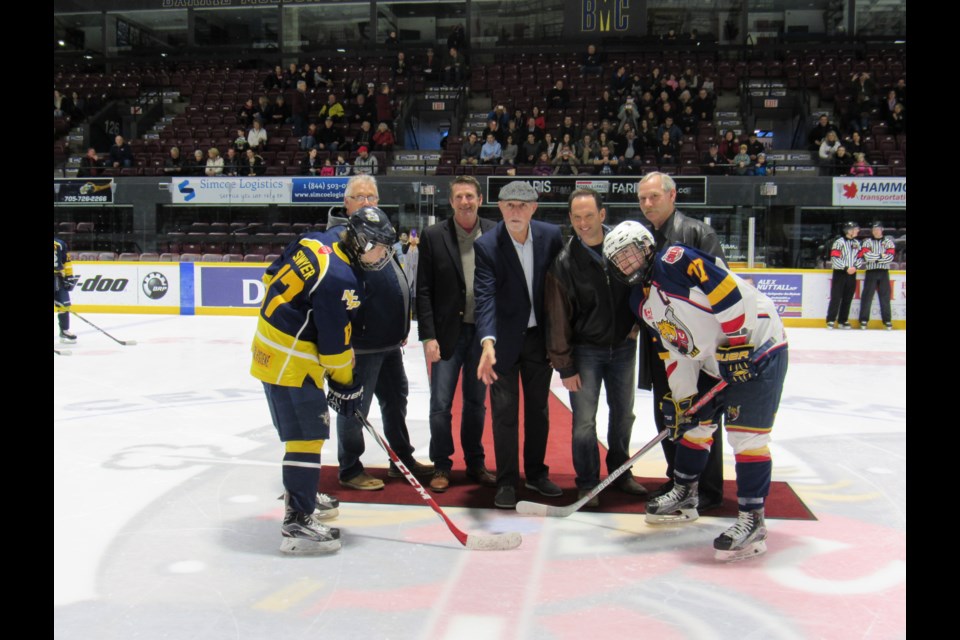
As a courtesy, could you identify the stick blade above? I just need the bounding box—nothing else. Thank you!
[465,531,522,551]
[122,340,138,346]
[54,349,73,356]
[515,500,574,518]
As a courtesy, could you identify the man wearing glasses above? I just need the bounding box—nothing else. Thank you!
[329,175,434,491]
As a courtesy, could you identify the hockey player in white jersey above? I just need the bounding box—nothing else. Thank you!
[603,221,789,561]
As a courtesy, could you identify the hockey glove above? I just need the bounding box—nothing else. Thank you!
[715,344,757,384]
[660,393,697,441]
[63,275,80,292]
[326,378,363,417]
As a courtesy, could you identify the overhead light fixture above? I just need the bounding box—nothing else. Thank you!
[337,48,346,53]
[58,40,66,46]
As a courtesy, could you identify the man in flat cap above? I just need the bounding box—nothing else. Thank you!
[474,180,564,508]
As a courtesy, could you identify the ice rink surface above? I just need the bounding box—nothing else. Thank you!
[54,314,906,639]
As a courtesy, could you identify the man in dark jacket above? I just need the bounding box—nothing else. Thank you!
[637,172,727,511]
[545,189,648,507]
[416,176,498,492]
[475,180,564,509]
[330,175,434,491]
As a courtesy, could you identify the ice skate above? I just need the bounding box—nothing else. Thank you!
[714,508,767,562]
[277,492,340,520]
[645,481,699,524]
[59,330,77,344]
[314,492,340,520]
[280,494,341,554]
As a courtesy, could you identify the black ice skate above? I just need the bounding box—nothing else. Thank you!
[645,481,699,524]
[280,494,341,555]
[60,330,77,344]
[714,508,767,562]
[277,491,340,520]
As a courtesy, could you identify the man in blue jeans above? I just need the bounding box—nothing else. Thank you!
[417,176,498,492]
[545,188,648,507]
[329,175,434,490]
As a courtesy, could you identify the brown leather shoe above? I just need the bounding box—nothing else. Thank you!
[465,465,497,487]
[338,471,385,491]
[388,460,435,478]
[429,470,451,492]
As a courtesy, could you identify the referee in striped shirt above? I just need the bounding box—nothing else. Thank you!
[858,221,896,330]
[826,221,863,329]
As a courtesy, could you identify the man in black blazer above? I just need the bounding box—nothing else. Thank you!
[475,180,564,508]
[417,176,498,493]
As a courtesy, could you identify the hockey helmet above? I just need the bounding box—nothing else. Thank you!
[842,221,860,232]
[344,206,396,271]
[603,220,656,286]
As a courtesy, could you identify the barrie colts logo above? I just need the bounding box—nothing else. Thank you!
[142,272,169,299]
[655,307,700,357]
[178,179,196,202]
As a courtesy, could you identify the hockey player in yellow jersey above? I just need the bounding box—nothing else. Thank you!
[251,207,396,554]
[54,237,78,343]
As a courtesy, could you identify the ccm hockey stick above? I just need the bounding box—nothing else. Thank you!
[54,303,138,346]
[516,377,729,517]
[354,410,521,550]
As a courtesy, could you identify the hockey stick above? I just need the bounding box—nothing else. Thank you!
[54,302,138,346]
[54,348,72,356]
[515,376,730,518]
[354,410,522,551]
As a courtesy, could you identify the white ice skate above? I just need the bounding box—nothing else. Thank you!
[280,493,342,555]
[314,492,340,520]
[645,482,699,524]
[714,508,767,562]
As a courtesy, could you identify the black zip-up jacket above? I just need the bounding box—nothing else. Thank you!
[545,230,637,379]
[638,209,726,389]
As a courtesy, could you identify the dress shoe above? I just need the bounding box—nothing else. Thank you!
[524,476,563,497]
[429,470,451,492]
[387,459,435,478]
[697,494,724,512]
[465,465,497,487]
[647,480,674,499]
[578,489,600,508]
[494,485,517,509]
[616,475,649,496]
[339,471,385,491]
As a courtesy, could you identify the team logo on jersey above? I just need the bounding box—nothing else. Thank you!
[655,306,700,356]
[342,290,360,310]
[662,246,685,264]
[317,245,332,254]
[643,306,653,321]
[726,406,741,422]
[142,272,169,299]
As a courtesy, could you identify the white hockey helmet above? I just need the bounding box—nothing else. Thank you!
[603,220,656,286]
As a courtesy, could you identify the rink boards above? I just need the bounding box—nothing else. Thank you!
[61,261,908,327]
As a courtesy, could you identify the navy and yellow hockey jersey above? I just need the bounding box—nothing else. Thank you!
[54,237,73,277]
[250,232,362,389]
[629,243,787,399]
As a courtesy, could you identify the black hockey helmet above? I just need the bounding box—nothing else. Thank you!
[343,206,396,271]
[842,221,860,232]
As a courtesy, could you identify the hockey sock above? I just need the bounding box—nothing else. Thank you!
[58,312,70,332]
[283,440,324,513]
[734,458,772,506]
